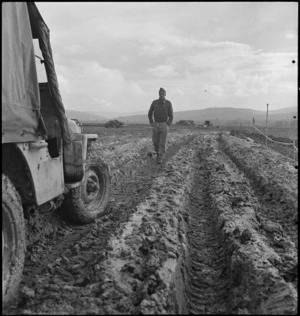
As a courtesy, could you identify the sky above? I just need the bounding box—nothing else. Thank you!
[34,1,298,116]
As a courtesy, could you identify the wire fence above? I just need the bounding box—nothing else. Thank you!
[253,125,297,148]
[226,123,298,167]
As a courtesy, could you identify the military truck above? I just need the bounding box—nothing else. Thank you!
[204,120,212,127]
[2,2,111,307]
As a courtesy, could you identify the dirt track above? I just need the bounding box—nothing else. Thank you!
[3,126,298,315]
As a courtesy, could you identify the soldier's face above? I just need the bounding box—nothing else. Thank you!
[159,91,166,100]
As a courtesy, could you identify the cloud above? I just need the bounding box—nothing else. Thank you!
[147,65,179,78]
[81,62,125,95]
[139,44,168,57]
[63,44,84,55]
[54,61,148,112]
[206,84,224,98]
[184,42,255,70]
[285,33,297,40]
[174,88,186,96]
[54,42,296,112]
[35,2,297,112]
[127,82,144,96]
[57,74,71,93]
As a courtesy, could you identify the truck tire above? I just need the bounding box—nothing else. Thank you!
[63,157,111,224]
[2,174,26,309]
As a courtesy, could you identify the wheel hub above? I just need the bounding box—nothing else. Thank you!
[86,178,99,194]
[82,169,101,205]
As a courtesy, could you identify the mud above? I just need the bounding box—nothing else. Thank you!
[3,126,298,315]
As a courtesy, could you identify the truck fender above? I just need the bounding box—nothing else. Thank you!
[15,141,64,205]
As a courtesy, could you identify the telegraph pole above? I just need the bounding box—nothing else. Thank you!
[266,103,269,147]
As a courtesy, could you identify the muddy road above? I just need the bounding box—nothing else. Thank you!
[3,126,298,314]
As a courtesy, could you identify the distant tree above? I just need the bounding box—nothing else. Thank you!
[175,120,195,126]
[104,120,124,128]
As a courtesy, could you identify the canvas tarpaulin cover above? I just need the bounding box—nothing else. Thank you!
[2,2,41,143]
[27,2,71,144]
[2,2,71,144]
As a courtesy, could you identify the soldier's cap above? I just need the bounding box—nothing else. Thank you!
[159,87,166,94]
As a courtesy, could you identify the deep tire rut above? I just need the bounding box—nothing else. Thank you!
[185,155,231,314]
[3,131,297,314]
[5,134,197,314]
[251,186,298,250]
[219,139,298,249]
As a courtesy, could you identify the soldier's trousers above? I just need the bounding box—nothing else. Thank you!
[152,122,169,154]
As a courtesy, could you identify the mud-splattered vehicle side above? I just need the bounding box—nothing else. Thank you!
[2,2,110,308]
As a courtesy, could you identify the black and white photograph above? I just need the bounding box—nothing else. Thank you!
[2,1,298,314]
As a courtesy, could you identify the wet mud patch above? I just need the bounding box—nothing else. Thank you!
[183,148,232,314]
[98,137,200,314]
[208,134,297,314]
[219,134,298,248]
[3,128,297,315]
[3,129,198,315]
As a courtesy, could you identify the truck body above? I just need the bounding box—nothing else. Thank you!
[204,120,212,127]
[2,2,111,308]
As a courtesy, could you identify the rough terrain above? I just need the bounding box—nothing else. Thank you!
[3,125,298,315]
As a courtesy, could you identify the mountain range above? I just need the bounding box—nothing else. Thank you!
[66,110,107,122]
[66,106,297,126]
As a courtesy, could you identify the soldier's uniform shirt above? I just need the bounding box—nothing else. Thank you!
[148,99,173,125]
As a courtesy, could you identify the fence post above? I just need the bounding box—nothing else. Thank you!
[293,140,296,165]
[266,103,269,147]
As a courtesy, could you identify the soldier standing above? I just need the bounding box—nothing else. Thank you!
[148,87,173,164]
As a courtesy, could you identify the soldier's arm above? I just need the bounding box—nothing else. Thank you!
[167,101,173,126]
[148,102,155,125]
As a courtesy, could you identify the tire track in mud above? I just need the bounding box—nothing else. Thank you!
[5,134,197,314]
[109,133,197,222]
[184,151,232,314]
[250,185,298,250]
[182,134,297,315]
[248,190,298,289]
[218,137,298,289]
[214,138,298,313]
[219,138,298,250]
[4,131,297,314]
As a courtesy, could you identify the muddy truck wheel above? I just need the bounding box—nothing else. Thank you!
[2,174,26,309]
[63,157,111,224]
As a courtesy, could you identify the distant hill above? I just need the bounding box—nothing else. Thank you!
[262,107,297,115]
[65,110,106,122]
[114,106,297,126]
[65,106,297,126]
[90,110,146,119]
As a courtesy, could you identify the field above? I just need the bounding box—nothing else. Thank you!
[4,125,298,314]
[221,124,298,164]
